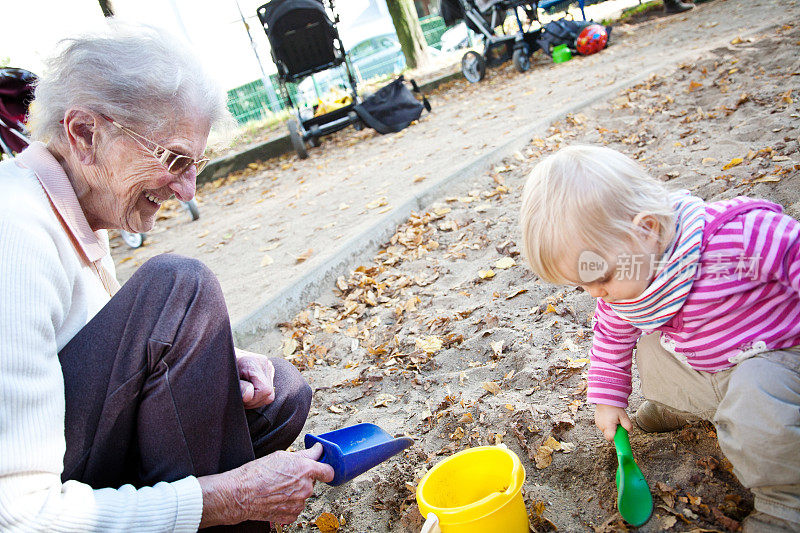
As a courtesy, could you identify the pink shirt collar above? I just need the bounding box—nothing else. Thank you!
[16,141,109,263]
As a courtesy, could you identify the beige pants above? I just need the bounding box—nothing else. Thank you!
[636,333,800,524]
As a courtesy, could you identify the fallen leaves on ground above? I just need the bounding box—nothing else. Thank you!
[314,512,340,532]
[296,248,314,263]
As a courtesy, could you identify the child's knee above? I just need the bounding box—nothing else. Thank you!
[714,355,800,487]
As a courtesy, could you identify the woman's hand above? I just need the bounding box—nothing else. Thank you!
[198,443,334,527]
[235,348,275,409]
[594,404,633,441]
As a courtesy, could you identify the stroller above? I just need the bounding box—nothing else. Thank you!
[257,0,362,159]
[0,68,36,157]
[440,0,586,82]
[0,67,199,249]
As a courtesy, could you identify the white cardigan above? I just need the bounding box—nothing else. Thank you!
[0,148,202,532]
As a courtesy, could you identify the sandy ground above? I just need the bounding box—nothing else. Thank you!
[110,0,799,329]
[261,19,800,533]
[107,1,800,530]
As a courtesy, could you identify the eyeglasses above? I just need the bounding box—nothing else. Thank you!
[100,114,209,175]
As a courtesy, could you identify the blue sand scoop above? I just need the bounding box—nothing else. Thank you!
[305,423,414,486]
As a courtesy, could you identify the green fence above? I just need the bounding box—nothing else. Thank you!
[226,15,448,125]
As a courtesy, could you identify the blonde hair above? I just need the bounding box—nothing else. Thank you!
[519,145,675,284]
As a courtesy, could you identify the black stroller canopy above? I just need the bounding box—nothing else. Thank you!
[257,0,342,80]
[259,0,329,39]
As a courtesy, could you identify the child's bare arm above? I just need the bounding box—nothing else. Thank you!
[594,404,633,441]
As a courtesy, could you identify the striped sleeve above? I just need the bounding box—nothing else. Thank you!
[742,208,800,295]
[587,299,642,407]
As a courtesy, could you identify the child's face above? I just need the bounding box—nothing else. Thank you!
[566,214,665,303]
[575,255,655,302]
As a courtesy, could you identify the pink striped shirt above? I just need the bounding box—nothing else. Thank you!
[588,197,800,407]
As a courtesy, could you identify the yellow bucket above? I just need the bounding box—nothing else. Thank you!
[416,445,529,533]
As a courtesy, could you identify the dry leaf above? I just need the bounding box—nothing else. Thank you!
[482,381,501,395]
[543,436,562,451]
[490,341,504,357]
[567,357,590,368]
[722,157,743,170]
[753,175,781,183]
[534,445,554,469]
[659,515,678,529]
[544,303,558,314]
[416,336,443,354]
[458,412,474,424]
[315,512,340,532]
[329,404,346,414]
[478,269,496,279]
[687,81,703,92]
[506,288,527,299]
[433,207,452,216]
[560,441,576,453]
[296,248,314,263]
[373,393,397,407]
[730,36,743,44]
[366,197,388,209]
[283,338,298,357]
[260,254,274,267]
[260,242,280,251]
[494,257,516,269]
[701,157,718,166]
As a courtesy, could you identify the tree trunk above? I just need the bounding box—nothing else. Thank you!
[98,0,115,17]
[385,0,429,70]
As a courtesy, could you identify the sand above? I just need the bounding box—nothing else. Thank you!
[108,1,799,530]
[268,21,799,533]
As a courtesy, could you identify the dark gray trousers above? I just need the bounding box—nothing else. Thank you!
[58,254,311,530]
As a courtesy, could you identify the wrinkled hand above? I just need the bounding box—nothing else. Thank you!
[594,404,633,441]
[199,443,334,527]
[235,348,275,409]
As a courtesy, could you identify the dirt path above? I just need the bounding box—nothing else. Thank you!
[266,21,799,533]
[110,0,800,329]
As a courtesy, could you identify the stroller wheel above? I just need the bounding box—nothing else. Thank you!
[287,118,308,159]
[184,199,200,221]
[309,136,321,147]
[461,51,486,83]
[513,48,531,73]
[348,111,364,131]
[121,231,146,249]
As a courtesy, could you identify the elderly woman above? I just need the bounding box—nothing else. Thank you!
[0,25,333,531]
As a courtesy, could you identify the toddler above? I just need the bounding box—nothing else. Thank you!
[519,145,800,532]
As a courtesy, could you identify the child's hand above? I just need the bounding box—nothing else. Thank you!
[594,404,633,441]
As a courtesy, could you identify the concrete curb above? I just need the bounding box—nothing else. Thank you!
[231,65,662,347]
[199,70,463,187]
[231,21,779,347]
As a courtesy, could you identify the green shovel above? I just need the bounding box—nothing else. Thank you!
[614,426,653,526]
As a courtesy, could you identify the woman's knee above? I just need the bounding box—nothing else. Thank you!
[136,254,224,308]
[271,356,312,414]
[137,254,215,287]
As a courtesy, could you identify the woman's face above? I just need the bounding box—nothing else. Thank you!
[82,114,210,233]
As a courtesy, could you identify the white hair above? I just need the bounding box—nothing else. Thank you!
[29,23,230,142]
[519,145,675,284]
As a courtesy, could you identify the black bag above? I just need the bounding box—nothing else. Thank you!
[354,76,431,135]
[536,19,612,56]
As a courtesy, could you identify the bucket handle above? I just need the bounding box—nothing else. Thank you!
[420,512,441,533]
